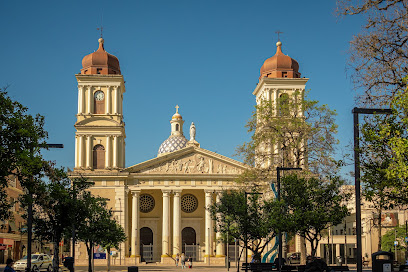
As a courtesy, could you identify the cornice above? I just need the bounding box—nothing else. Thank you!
[253,77,309,97]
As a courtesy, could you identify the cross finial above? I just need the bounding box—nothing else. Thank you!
[97,26,104,38]
[175,105,179,113]
[275,30,283,41]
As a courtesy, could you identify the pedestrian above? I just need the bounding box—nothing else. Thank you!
[181,253,186,269]
[175,253,180,267]
[188,256,192,268]
[4,259,15,272]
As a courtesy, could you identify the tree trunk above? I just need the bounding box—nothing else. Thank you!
[300,236,307,265]
[53,241,60,272]
[86,243,93,272]
[378,205,382,251]
[107,248,111,272]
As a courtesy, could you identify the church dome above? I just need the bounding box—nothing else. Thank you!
[158,136,188,155]
[260,41,301,79]
[81,38,121,75]
[158,106,188,156]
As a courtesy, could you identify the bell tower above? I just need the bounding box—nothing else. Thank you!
[253,41,308,168]
[74,38,126,171]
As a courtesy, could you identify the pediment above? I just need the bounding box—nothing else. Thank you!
[126,146,248,175]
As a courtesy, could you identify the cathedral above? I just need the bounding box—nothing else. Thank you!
[70,37,308,265]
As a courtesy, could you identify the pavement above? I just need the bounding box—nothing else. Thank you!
[70,264,374,272]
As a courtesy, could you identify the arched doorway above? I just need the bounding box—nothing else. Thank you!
[140,227,153,262]
[182,227,197,260]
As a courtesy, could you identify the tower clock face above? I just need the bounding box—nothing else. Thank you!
[94,91,105,101]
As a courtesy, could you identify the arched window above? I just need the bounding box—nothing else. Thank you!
[279,93,290,116]
[93,144,105,169]
[94,90,105,114]
[176,124,179,131]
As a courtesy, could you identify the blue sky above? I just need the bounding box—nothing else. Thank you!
[0,1,364,177]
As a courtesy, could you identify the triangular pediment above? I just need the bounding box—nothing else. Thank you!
[126,146,248,175]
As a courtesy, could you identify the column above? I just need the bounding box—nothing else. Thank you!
[205,190,213,258]
[215,191,225,257]
[106,87,111,114]
[122,139,126,168]
[78,135,84,168]
[78,86,84,114]
[113,136,118,169]
[131,191,140,257]
[74,136,78,168]
[87,86,92,114]
[173,190,182,256]
[162,190,171,257]
[105,135,111,169]
[113,87,119,114]
[85,135,92,169]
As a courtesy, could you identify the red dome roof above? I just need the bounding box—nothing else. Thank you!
[260,41,300,80]
[81,38,121,75]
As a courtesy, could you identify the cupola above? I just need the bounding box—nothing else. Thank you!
[157,106,188,156]
[81,38,121,75]
[259,41,300,80]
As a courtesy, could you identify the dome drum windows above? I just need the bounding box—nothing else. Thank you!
[181,194,198,213]
[140,194,155,213]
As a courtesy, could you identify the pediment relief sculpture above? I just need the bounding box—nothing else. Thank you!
[140,154,243,175]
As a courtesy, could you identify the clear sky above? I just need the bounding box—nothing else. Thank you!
[0,1,364,177]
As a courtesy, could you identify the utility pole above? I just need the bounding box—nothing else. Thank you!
[26,143,63,272]
[352,107,391,272]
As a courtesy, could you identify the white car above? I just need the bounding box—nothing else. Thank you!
[14,254,53,272]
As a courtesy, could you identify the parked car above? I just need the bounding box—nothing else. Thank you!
[287,252,301,265]
[14,254,53,272]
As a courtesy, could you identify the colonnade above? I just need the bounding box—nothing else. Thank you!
[75,134,123,169]
[130,189,225,260]
[77,85,122,115]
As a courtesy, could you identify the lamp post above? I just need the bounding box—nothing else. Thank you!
[352,107,391,272]
[244,192,263,272]
[26,143,63,272]
[276,167,302,272]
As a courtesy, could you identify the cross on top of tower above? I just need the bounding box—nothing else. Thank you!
[275,30,283,41]
[175,105,179,113]
[97,26,104,38]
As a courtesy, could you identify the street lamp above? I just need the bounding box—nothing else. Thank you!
[276,167,302,272]
[244,192,263,272]
[352,107,391,272]
[26,143,63,272]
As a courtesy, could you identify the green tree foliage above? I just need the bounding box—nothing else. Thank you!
[209,188,284,262]
[337,0,408,106]
[360,114,401,250]
[237,92,339,181]
[0,87,47,220]
[75,193,125,272]
[381,225,407,253]
[280,174,349,257]
[20,164,93,272]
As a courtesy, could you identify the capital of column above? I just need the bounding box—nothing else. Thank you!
[162,189,172,197]
[132,190,141,197]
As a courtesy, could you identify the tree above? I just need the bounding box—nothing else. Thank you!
[280,174,349,257]
[209,188,284,263]
[99,217,126,272]
[76,193,125,272]
[360,114,401,251]
[0,87,47,220]
[237,92,339,182]
[337,0,408,106]
[381,225,407,254]
[20,164,93,272]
